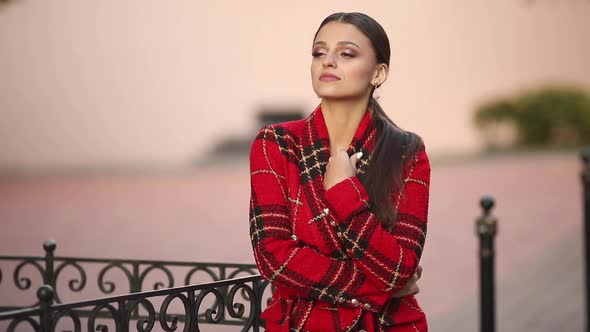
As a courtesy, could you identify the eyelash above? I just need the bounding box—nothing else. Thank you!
[311,51,356,58]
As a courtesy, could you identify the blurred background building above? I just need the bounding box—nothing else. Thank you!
[0,1,588,171]
[0,1,589,331]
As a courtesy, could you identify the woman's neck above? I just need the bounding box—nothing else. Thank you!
[321,98,368,155]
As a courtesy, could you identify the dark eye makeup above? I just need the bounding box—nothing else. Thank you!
[311,50,357,58]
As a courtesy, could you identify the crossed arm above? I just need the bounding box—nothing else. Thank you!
[249,126,430,312]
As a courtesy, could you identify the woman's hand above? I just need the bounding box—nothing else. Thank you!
[324,150,363,190]
[392,265,423,298]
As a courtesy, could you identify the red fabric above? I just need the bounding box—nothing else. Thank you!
[249,105,430,331]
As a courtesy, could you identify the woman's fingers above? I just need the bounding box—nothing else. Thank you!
[391,272,420,298]
[324,150,361,189]
[411,269,421,295]
[407,274,420,295]
[416,265,423,279]
[349,151,363,165]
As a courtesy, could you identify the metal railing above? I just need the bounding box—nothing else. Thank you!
[0,240,259,309]
[0,274,269,331]
[0,241,271,330]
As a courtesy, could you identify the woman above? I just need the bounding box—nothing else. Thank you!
[249,12,430,332]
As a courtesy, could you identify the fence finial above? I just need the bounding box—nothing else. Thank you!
[480,196,495,216]
[36,285,54,303]
[43,240,56,253]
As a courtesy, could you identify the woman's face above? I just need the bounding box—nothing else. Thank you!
[311,21,383,101]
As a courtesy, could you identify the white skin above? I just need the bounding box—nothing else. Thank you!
[311,21,421,298]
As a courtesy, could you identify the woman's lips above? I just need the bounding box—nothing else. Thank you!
[319,73,341,82]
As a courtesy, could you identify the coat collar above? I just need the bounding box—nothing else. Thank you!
[296,104,377,259]
[304,104,377,176]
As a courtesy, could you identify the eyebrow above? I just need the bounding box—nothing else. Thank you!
[313,41,361,48]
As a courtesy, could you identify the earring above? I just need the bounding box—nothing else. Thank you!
[372,81,381,99]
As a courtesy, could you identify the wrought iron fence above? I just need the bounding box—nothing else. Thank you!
[0,240,271,330]
[0,275,269,331]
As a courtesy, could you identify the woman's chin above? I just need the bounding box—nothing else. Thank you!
[314,88,368,101]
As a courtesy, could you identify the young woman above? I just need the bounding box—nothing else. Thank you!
[249,12,430,332]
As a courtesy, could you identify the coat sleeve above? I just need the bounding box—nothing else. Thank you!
[249,126,392,312]
[323,149,430,293]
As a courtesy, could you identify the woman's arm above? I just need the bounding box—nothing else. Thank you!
[250,126,392,312]
[323,149,430,293]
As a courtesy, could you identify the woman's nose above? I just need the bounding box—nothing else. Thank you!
[322,52,337,68]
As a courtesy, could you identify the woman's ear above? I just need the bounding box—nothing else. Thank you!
[372,64,389,87]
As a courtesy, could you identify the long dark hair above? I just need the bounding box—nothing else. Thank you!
[315,12,424,229]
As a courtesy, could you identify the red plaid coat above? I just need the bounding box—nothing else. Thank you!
[249,105,430,331]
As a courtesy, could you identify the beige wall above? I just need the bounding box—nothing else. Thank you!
[1,0,589,171]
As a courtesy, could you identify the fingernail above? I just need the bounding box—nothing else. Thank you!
[357,152,363,159]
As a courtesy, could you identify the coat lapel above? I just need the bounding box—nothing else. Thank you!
[301,104,377,183]
[297,104,377,258]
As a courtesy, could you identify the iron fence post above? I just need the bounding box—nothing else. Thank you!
[253,279,263,332]
[42,240,56,290]
[476,196,497,332]
[37,285,54,332]
[581,147,590,332]
[131,262,140,319]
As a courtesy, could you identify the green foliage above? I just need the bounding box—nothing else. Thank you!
[475,100,517,127]
[474,86,590,148]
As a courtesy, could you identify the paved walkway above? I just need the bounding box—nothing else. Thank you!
[0,151,585,330]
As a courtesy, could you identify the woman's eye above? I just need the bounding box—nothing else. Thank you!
[312,51,325,57]
[341,52,355,58]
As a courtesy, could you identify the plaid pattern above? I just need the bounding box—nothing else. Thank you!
[250,105,430,332]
